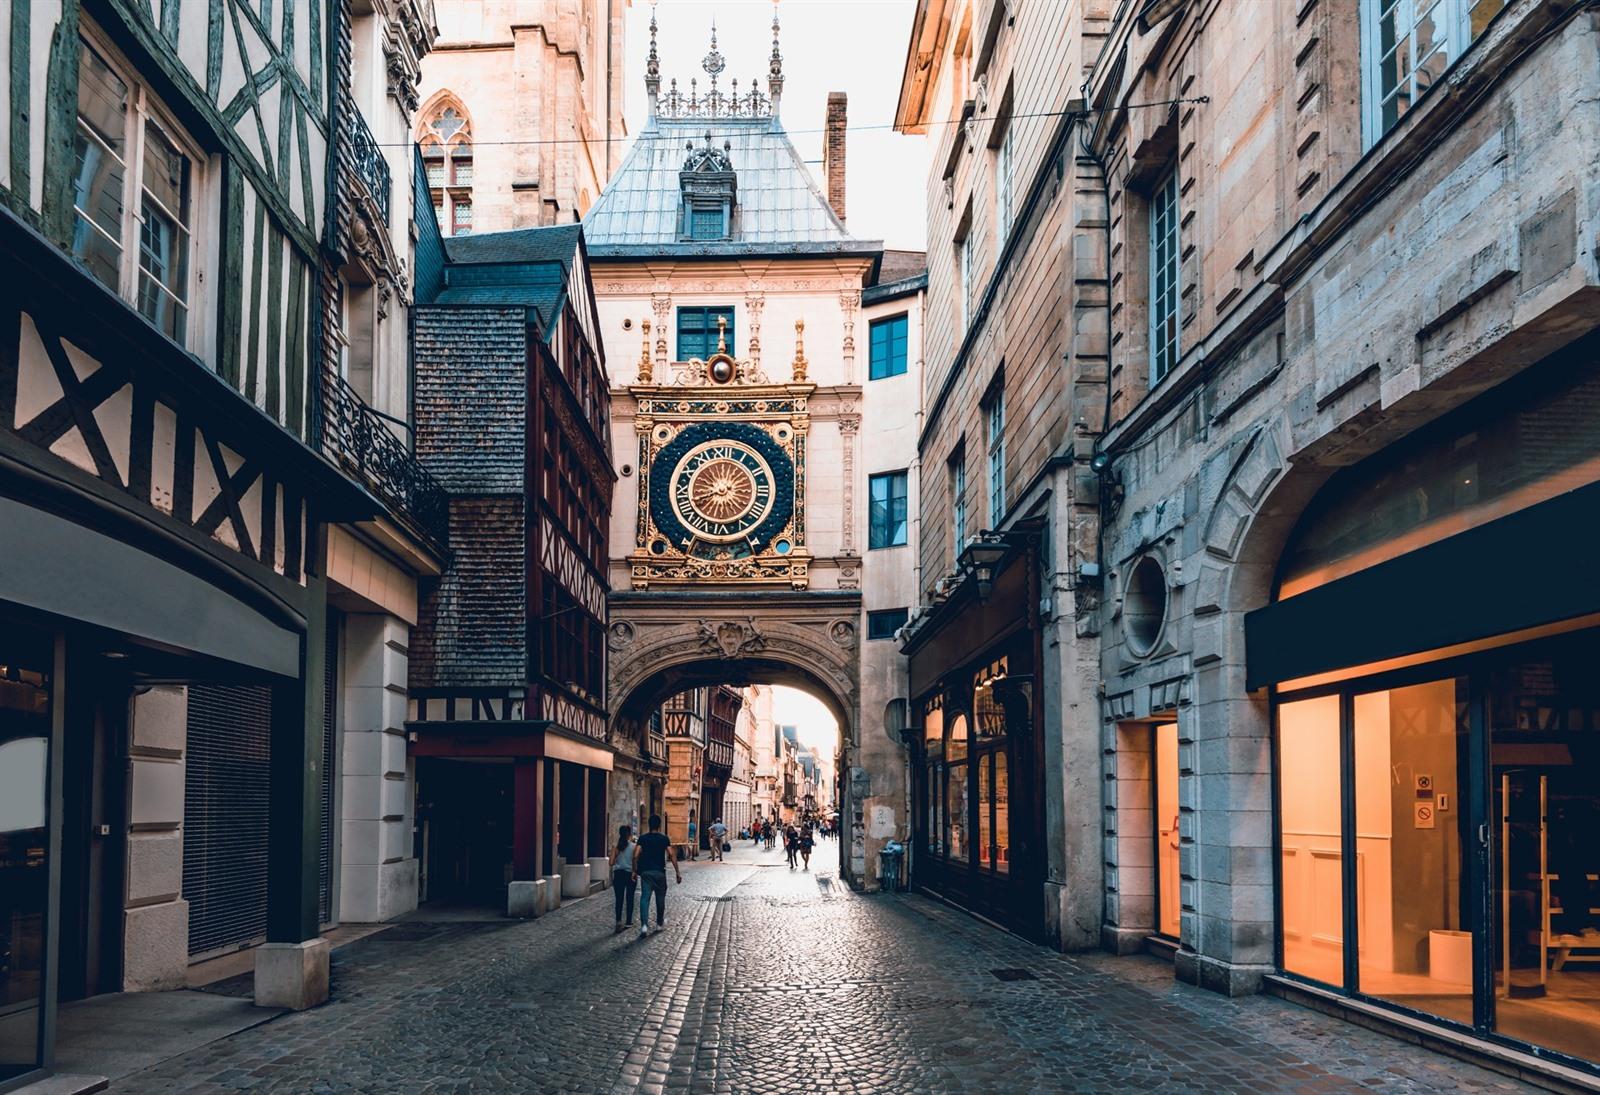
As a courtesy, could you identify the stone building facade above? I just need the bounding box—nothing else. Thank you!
[415,0,626,233]
[894,0,1107,944]
[584,11,913,889]
[1088,2,1600,1079]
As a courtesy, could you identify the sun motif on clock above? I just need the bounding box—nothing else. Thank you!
[648,422,796,560]
[673,441,775,542]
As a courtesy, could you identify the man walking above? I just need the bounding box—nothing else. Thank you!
[708,816,728,862]
[632,813,681,937]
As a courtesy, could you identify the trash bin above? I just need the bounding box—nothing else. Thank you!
[878,842,905,893]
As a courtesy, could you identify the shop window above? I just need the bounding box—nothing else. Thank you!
[924,701,944,856]
[1278,695,1346,986]
[73,34,201,348]
[946,713,970,863]
[975,670,1009,874]
[1488,650,1600,1062]
[1353,679,1469,1022]
[0,630,52,1080]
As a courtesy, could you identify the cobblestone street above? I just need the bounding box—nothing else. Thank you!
[110,843,1536,1094]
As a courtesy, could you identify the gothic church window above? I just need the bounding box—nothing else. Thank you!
[419,101,474,236]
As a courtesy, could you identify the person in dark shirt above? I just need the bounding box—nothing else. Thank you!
[631,813,680,937]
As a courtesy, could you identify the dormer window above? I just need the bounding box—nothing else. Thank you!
[679,131,737,242]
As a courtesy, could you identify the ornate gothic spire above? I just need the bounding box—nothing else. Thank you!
[650,6,777,122]
[645,5,661,115]
[767,1,785,113]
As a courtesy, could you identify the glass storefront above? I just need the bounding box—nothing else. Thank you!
[913,649,1036,937]
[0,628,54,1081]
[1275,633,1600,1068]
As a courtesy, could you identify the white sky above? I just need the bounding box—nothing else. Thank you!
[622,0,930,251]
[771,685,839,754]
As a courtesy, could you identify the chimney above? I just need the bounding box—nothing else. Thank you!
[822,92,847,225]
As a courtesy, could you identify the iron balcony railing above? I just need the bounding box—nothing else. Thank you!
[349,106,391,224]
[322,372,448,550]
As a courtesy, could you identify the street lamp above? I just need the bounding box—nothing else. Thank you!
[958,531,1009,601]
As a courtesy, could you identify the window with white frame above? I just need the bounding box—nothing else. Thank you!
[1361,0,1506,146]
[1148,166,1180,385]
[985,387,1005,525]
[73,35,201,349]
[950,444,968,558]
[995,121,1015,247]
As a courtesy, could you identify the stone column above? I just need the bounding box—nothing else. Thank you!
[123,686,188,991]
[339,613,418,923]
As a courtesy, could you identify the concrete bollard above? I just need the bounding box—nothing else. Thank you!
[560,862,590,898]
[587,857,611,889]
[507,880,540,919]
[542,874,563,911]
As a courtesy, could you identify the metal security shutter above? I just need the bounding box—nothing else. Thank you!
[183,684,271,957]
[319,613,339,927]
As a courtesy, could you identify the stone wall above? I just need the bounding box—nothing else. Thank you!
[1088,0,1600,994]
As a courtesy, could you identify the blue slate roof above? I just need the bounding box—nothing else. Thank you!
[583,116,881,258]
[434,224,583,333]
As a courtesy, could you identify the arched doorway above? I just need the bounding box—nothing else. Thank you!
[605,590,863,882]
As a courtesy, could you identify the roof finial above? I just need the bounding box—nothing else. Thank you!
[767,0,785,114]
[792,318,807,383]
[703,18,725,96]
[645,4,661,116]
[639,319,654,383]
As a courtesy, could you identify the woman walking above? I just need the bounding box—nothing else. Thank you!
[799,824,815,871]
[610,824,637,934]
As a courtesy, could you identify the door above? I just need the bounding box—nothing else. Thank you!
[1154,722,1181,939]
[58,670,127,1001]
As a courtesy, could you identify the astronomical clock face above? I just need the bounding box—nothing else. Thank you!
[649,422,796,561]
[631,380,811,589]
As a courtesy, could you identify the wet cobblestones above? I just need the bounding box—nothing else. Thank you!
[112,843,1536,1093]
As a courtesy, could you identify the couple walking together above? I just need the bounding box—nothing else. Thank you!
[608,815,680,937]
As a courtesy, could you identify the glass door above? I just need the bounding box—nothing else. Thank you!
[1154,722,1180,939]
[0,629,56,1081]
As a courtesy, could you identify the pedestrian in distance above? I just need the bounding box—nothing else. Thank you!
[687,814,698,861]
[610,824,637,934]
[784,825,799,870]
[631,813,680,938]
[709,816,728,861]
[799,824,815,871]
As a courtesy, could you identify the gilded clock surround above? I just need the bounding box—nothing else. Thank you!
[630,327,813,589]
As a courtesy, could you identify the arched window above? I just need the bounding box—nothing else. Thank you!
[417,99,474,236]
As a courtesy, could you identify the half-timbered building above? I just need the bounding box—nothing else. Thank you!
[409,221,615,912]
[0,0,445,1082]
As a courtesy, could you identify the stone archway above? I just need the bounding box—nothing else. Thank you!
[605,589,863,880]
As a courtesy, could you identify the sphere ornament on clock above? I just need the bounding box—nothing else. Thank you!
[649,421,795,557]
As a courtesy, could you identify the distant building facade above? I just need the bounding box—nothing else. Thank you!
[415,0,626,233]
